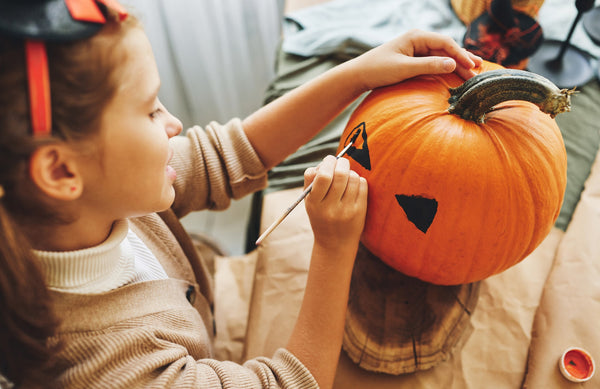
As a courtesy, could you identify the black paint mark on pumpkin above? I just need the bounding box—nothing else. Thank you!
[345,122,371,170]
[395,195,438,233]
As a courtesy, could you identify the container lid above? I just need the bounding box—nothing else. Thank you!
[558,347,595,383]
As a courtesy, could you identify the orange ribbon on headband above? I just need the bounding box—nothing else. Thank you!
[26,41,52,137]
[65,0,128,23]
[27,0,128,137]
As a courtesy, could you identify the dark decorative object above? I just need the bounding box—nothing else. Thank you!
[463,0,543,69]
[527,0,596,88]
[0,0,127,137]
[582,5,600,81]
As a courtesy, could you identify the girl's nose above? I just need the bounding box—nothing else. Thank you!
[166,110,183,138]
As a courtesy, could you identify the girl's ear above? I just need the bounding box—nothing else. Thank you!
[29,144,83,200]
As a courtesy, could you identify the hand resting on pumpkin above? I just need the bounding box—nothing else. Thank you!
[242,29,482,170]
[348,28,484,90]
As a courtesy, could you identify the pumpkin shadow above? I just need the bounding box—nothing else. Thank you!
[343,243,480,375]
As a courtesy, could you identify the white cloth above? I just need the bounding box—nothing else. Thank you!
[282,0,600,59]
[124,0,283,128]
[127,228,169,283]
[282,0,466,57]
[36,220,167,294]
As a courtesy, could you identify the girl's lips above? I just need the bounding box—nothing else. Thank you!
[166,165,177,181]
[166,148,176,180]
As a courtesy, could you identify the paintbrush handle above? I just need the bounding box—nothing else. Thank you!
[255,141,355,246]
[254,183,313,245]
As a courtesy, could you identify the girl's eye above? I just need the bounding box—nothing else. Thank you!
[150,108,163,119]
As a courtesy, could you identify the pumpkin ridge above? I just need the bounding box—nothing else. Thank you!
[508,160,539,271]
[368,120,437,278]
[514,126,564,258]
[478,124,521,279]
[489,119,540,275]
[457,154,496,284]
[399,119,462,282]
[429,123,500,284]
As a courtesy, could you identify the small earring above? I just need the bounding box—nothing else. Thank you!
[71,186,77,192]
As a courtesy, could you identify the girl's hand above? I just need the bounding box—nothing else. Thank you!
[289,156,367,389]
[304,155,368,251]
[347,29,483,92]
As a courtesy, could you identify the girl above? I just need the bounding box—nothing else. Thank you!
[0,1,480,388]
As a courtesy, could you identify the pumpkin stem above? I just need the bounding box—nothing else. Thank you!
[447,69,575,123]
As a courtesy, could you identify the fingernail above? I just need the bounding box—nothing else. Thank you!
[443,58,455,71]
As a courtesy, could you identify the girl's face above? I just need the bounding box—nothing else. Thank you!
[78,27,182,221]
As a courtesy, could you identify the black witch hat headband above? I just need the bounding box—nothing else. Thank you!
[0,0,127,137]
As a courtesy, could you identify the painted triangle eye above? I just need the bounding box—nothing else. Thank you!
[395,194,438,233]
[345,122,371,171]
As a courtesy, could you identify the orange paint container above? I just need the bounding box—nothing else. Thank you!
[559,347,595,383]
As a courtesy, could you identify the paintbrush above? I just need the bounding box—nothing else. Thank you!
[255,131,360,246]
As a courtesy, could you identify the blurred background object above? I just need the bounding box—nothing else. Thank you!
[582,4,600,78]
[461,0,544,69]
[527,0,596,88]
[451,0,544,25]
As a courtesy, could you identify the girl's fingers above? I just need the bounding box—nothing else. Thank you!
[308,155,336,201]
[308,156,359,204]
[408,31,459,53]
[468,51,484,66]
[304,166,317,189]
[343,170,361,203]
[395,31,482,80]
[357,176,368,205]
[455,65,478,81]
[402,56,456,76]
[410,50,481,80]
[328,157,351,202]
[428,48,479,69]
[408,30,482,69]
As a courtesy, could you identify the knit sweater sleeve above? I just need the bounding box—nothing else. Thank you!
[131,347,319,388]
[52,280,319,389]
[197,350,319,388]
[58,334,318,389]
[169,118,268,218]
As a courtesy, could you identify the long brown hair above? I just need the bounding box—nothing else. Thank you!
[0,10,139,387]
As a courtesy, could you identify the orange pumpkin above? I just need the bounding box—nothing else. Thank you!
[337,61,569,285]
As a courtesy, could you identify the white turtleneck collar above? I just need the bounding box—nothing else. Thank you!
[35,219,167,294]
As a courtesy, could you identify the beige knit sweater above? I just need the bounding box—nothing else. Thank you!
[41,119,318,389]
